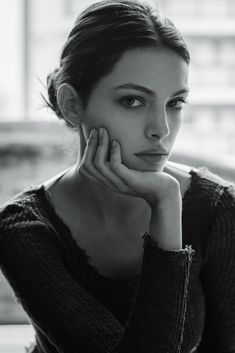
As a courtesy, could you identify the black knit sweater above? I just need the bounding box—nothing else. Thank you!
[0,168,235,353]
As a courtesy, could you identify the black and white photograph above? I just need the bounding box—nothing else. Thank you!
[0,0,235,352]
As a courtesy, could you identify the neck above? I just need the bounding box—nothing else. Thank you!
[65,163,149,223]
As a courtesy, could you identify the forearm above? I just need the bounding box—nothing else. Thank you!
[149,185,182,251]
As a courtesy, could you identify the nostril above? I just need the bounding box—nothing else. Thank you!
[145,125,170,139]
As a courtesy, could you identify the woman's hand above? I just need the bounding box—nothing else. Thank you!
[79,127,182,249]
[79,127,180,207]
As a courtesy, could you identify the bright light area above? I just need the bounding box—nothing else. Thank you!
[0,0,22,118]
[0,325,35,353]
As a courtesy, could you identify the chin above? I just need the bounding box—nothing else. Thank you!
[125,160,165,172]
[137,165,164,172]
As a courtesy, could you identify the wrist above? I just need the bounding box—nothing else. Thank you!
[150,181,182,210]
[149,185,182,251]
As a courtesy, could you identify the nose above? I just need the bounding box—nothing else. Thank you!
[144,107,170,141]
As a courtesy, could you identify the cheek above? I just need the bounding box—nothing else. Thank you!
[81,112,108,140]
[169,113,183,135]
[81,103,138,152]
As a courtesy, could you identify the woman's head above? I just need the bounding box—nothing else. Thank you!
[46,0,190,125]
[45,0,190,172]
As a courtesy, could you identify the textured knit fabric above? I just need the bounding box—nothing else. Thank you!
[0,167,235,353]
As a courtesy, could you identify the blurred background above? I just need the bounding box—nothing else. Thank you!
[0,0,235,351]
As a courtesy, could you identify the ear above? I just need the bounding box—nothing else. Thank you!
[57,83,83,126]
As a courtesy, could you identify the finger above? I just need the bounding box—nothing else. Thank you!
[82,128,120,191]
[82,130,139,197]
[94,128,109,165]
[92,129,131,192]
[81,128,98,164]
[109,141,142,192]
[108,141,141,196]
[79,165,117,193]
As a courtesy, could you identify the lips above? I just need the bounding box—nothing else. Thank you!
[135,148,169,156]
[134,148,169,163]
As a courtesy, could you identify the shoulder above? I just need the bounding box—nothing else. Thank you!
[0,186,59,246]
[190,166,235,211]
[0,188,37,229]
[0,187,70,273]
[164,161,192,198]
[166,161,235,211]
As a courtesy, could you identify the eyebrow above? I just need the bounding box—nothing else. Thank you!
[114,83,189,98]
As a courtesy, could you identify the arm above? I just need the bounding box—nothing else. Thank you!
[197,185,235,353]
[0,203,195,353]
[149,182,182,251]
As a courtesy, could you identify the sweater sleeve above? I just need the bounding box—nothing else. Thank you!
[198,185,235,353]
[0,203,195,353]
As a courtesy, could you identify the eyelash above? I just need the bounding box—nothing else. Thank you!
[168,98,189,109]
[119,95,145,108]
[119,95,189,110]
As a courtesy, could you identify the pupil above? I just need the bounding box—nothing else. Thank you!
[127,97,135,105]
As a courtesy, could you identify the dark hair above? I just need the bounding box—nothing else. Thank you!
[45,0,190,128]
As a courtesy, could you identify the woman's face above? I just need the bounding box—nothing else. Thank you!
[79,47,189,172]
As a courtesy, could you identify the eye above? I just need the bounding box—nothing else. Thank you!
[119,95,145,108]
[168,98,189,109]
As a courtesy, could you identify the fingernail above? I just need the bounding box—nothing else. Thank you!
[112,140,117,148]
[99,127,104,138]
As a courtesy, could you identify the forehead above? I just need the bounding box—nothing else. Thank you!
[96,47,189,96]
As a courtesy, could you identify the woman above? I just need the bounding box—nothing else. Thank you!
[0,1,235,352]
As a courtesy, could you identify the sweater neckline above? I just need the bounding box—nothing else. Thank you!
[31,167,199,282]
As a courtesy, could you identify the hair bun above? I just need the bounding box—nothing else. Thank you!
[47,68,61,116]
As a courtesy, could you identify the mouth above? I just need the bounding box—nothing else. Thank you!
[135,148,169,163]
[134,152,169,163]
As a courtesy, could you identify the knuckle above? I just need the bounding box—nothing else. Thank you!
[93,158,101,169]
[78,166,84,174]
[78,169,84,177]
[98,139,105,147]
[79,167,89,178]
[110,160,119,171]
[94,158,106,173]
[79,165,85,175]
[116,184,123,192]
[118,184,128,193]
[98,166,106,176]
[82,161,90,171]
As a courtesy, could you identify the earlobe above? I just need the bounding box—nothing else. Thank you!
[57,83,83,126]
